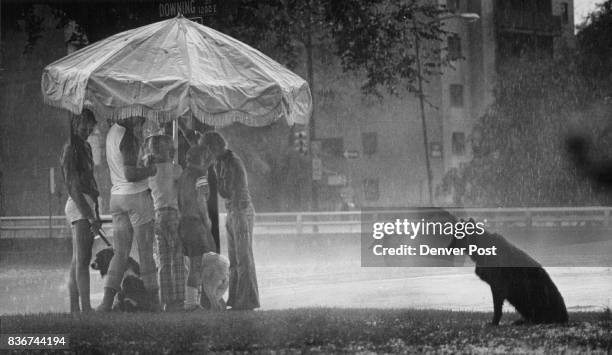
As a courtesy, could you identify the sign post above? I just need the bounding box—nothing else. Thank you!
[312,157,322,181]
[49,167,55,238]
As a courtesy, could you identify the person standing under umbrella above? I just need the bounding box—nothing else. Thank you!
[61,109,101,313]
[200,132,259,311]
[97,116,159,312]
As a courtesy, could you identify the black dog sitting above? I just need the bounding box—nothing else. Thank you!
[450,222,568,325]
[90,248,148,312]
[566,135,612,187]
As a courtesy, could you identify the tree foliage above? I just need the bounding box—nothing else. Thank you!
[2,0,454,211]
[577,0,612,80]
[327,0,448,97]
[438,50,612,207]
[4,0,450,95]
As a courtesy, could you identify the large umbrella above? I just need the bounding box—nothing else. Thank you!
[42,15,312,253]
[41,15,312,128]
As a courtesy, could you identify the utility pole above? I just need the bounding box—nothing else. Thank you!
[411,13,480,206]
[412,18,434,205]
[306,0,319,211]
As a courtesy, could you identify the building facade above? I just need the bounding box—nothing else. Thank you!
[313,0,575,209]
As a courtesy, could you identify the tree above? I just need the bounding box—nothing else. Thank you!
[3,0,453,211]
[327,1,449,97]
[437,1,612,208]
[577,0,612,81]
[437,52,610,207]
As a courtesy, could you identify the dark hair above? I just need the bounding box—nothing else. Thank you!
[146,134,173,153]
[69,109,96,144]
[64,109,97,184]
[200,131,227,152]
[186,146,204,166]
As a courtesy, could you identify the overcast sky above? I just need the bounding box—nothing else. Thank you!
[574,0,601,25]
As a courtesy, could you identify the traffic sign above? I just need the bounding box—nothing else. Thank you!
[294,130,309,155]
[312,157,322,181]
[343,150,359,159]
[310,140,321,156]
[327,174,347,186]
[430,143,442,158]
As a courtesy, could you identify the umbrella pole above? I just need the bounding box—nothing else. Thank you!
[172,119,179,164]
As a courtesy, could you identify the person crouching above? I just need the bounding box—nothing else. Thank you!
[145,135,185,312]
[178,146,217,311]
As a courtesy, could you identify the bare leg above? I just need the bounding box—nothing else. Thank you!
[68,226,79,313]
[135,220,159,309]
[98,213,132,311]
[156,231,171,307]
[185,255,203,310]
[187,255,202,288]
[135,221,157,289]
[74,220,94,312]
[202,283,218,311]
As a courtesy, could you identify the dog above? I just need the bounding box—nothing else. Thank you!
[90,248,148,312]
[450,221,568,325]
[566,135,612,187]
[200,252,230,311]
[566,134,612,193]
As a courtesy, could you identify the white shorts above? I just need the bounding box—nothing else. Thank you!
[65,195,97,224]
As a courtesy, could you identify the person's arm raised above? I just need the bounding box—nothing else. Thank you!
[120,131,156,182]
[178,121,200,148]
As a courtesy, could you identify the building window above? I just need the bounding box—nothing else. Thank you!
[363,178,380,201]
[320,137,344,157]
[452,132,466,155]
[448,34,462,61]
[561,3,569,23]
[362,132,377,155]
[450,84,464,107]
[447,0,461,12]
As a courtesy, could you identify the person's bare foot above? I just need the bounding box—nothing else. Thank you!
[96,287,117,312]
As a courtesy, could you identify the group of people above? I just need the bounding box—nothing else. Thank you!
[61,109,260,313]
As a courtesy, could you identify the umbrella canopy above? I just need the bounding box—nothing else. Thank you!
[41,15,312,127]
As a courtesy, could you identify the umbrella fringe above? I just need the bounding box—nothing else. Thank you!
[88,103,285,128]
[191,103,285,128]
[43,97,82,116]
[45,95,307,128]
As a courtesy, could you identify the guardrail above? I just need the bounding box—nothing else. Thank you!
[1,207,612,239]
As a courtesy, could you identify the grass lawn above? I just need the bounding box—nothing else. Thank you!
[1,309,610,354]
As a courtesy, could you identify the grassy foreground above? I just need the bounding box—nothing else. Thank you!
[1,309,611,354]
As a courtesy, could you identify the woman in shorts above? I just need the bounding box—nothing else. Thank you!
[60,109,101,313]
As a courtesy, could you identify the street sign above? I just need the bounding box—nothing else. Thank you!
[49,168,56,194]
[327,174,347,186]
[340,186,354,200]
[188,17,204,24]
[310,140,321,156]
[343,150,360,159]
[158,0,217,20]
[430,143,442,158]
[312,157,322,181]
